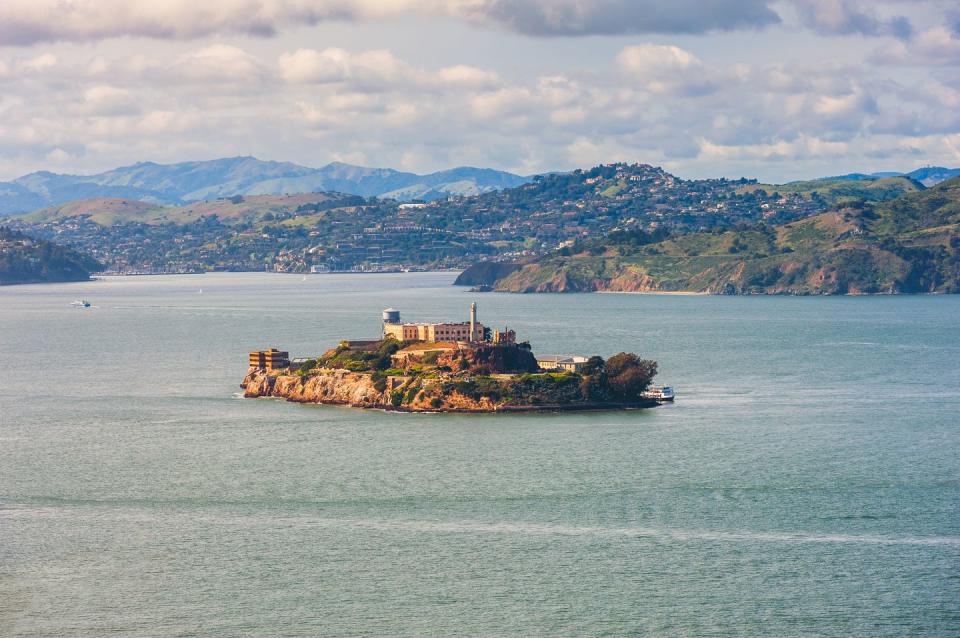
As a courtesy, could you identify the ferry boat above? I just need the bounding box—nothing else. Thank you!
[70,299,91,308]
[642,385,675,401]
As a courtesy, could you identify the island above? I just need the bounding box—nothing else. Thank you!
[242,303,667,413]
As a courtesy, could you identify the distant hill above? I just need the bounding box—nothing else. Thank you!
[0,227,103,285]
[8,161,955,277]
[0,157,529,215]
[19,192,357,226]
[741,176,923,206]
[474,177,960,295]
[817,167,960,187]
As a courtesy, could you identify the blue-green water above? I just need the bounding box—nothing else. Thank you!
[1,272,958,636]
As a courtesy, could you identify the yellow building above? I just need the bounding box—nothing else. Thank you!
[249,348,290,370]
[382,303,485,343]
[536,355,588,373]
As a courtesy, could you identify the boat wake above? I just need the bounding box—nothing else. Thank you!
[309,518,960,547]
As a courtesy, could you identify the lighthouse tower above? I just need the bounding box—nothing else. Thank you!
[470,302,477,341]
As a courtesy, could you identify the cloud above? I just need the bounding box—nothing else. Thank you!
[18,53,57,72]
[789,0,912,38]
[0,0,784,47]
[81,85,139,116]
[0,40,957,183]
[870,27,960,66]
[279,47,502,93]
[617,44,718,96]
[278,48,412,88]
[170,45,269,84]
[699,134,850,162]
[435,65,499,89]
[458,0,780,36]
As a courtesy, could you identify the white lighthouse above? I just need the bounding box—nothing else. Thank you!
[470,302,477,341]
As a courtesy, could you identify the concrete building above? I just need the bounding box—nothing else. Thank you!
[536,354,589,373]
[492,328,516,345]
[249,348,290,370]
[382,303,486,343]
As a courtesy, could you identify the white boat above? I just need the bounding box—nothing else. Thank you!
[70,299,91,308]
[642,385,675,401]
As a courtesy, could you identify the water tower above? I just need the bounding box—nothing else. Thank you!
[382,308,401,336]
[382,308,401,324]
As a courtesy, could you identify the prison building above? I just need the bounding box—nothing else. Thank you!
[249,348,290,370]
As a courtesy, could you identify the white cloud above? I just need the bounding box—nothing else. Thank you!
[617,44,717,96]
[18,53,57,72]
[45,147,71,163]
[870,26,960,66]
[435,65,499,89]
[278,48,412,88]
[789,0,912,37]
[617,44,702,76]
[0,0,786,46]
[171,45,268,84]
[81,85,139,116]
[0,37,957,182]
[699,134,850,161]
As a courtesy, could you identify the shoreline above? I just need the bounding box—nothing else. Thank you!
[595,290,710,296]
[249,393,660,414]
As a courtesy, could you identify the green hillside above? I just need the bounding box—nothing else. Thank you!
[0,227,103,285]
[738,176,923,207]
[18,193,358,226]
[487,177,960,295]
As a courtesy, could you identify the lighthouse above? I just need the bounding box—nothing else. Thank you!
[470,302,477,341]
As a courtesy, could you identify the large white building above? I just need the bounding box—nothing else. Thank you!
[382,303,485,343]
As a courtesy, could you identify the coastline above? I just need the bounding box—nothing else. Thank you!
[595,290,710,296]
[249,393,659,414]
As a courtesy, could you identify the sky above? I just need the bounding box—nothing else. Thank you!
[1,0,959,183]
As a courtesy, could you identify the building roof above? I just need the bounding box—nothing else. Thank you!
[536,354,588,363]
[397,341,458,353]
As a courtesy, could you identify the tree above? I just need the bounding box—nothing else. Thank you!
[603,352,658,401]
[579,372,608,402]
[607,366,655,400]
[604,352,638,378]
[581,355,605,376]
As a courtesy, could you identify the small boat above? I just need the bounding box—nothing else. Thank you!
[642,385,675,401]
[70,299,91,308]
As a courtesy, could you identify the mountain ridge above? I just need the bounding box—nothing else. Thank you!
[0,156,530,215]
[818,167,960,187]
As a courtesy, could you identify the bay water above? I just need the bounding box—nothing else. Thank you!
[1,272,958,635]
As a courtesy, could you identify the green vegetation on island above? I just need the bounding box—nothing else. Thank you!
[243,308,663,412]
[0,227,103,285]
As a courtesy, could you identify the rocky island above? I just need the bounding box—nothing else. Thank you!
[242,304,664,413]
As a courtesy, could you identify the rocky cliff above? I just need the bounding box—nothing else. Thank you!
[242,367,517,412]
[241,367,657,413]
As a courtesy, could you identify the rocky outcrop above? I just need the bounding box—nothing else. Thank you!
[434,343,539,374]
[243,367,392,406]
[453,261,521,286]
[241,367,658,413]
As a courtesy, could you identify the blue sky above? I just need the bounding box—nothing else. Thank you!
[0,0,958,182]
